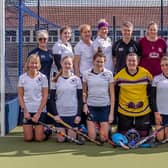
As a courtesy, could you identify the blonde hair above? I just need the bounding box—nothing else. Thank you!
[147,21,158,30]
[122,21,133,29]
[24,54,41,72]
[98,18,107,24]
[79,24,91,33]
[36,29,49,39]
[52,56,73,82]
[161,56,168,62]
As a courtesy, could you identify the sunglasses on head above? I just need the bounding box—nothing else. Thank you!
[38,38,47,41]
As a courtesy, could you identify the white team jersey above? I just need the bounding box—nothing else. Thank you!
[52,39,74,59]
[50,75,82,117]
[83,68,114,106]
[92,36,113,72]
[74,39,94,76]
[18,72,48,113]
[152,73,168,115]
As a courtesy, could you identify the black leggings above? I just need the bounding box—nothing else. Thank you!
[118,113,151,136]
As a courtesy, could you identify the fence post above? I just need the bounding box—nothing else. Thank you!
[18,0,24,76]
[0,0,5,136]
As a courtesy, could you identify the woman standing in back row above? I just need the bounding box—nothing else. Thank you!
[92,19,113,72]
[28,29,53,82]
[139,21,167,77]
[52,26,74,72]
[73,24,94,126]
[74,24,93,77]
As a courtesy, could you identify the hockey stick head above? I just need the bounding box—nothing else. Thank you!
[112,133,129,149]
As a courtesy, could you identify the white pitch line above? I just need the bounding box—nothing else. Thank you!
[1,135,24,138]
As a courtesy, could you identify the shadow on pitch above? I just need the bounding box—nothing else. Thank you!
[0,136,168,157]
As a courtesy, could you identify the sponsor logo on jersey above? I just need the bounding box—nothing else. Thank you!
[149,52,159,58]
[118,47,124,52]
[158,47,163,53]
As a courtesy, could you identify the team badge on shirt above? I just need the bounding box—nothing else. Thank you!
[70,77,78,85]
[129,47,135,52]
[36,76,43,86]
[40,54,46,59]
[158,47,163,53]
[102,71,112,81]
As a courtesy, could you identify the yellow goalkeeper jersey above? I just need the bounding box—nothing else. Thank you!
[114,66,153,117]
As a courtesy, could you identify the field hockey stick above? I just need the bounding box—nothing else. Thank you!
[87,114,116,148]
[47,112,102,146]
[111,132,130,150]
[151,133,168,147]
[150,138,168,147]
[119,141,130,150]
[133,124,168,148]
[38,121,84,145]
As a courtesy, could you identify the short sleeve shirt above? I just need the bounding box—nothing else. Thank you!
[52,39,74,59]
[74,40,94,76]
[139,37,167,76]
[18,72,48,113]
[152,73,168,115]
[83,68,113,106]
[92,36,113,72]
[50,74,82,117]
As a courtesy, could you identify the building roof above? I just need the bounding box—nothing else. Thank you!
[6,6,168,29]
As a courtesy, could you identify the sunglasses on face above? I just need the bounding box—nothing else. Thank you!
[38,38,47,42]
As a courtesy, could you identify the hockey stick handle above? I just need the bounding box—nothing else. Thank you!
[87,113,116,147]
[47,112,102,145]
[38,121,84,145]
[134,124,168,148]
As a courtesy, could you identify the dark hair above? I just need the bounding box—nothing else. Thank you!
[60,26,71,35]
[93,47,106,61]
[126,52,139,60]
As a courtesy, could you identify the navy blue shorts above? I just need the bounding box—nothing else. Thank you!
[22,112,46,125]
[88,105,110,122]
[161,114,168,126]
[54,116,78,128]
